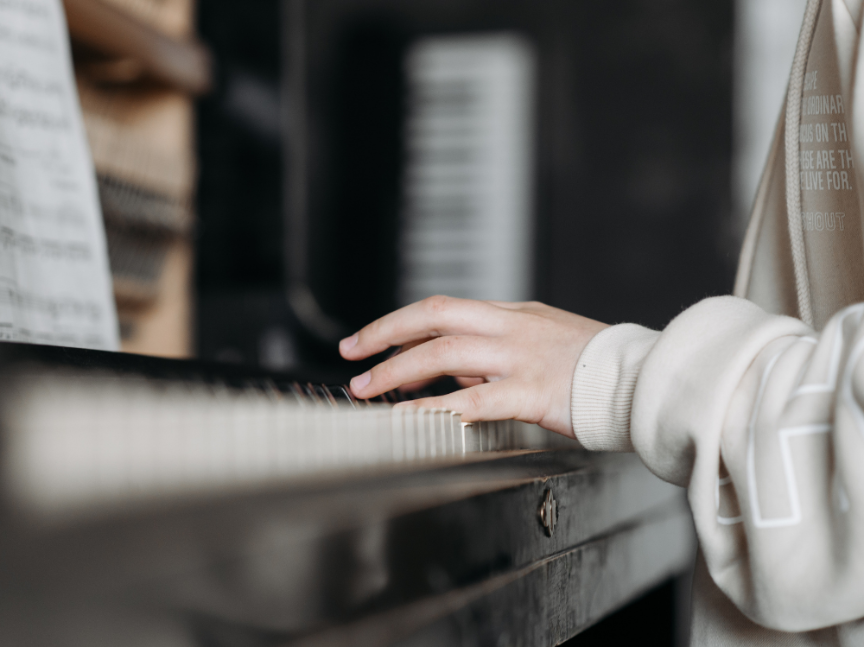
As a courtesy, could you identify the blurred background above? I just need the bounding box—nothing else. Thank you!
[65,0,807,376]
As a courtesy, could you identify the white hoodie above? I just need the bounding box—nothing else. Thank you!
[570,0,864,643]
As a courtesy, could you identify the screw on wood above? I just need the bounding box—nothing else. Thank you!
[539,488,558,537]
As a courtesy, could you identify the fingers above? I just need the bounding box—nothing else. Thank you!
[484,300,525,310]
[398,377,439,393]
[396,381,528,423]
[485,300,544,313]
[349,335,501,398]
[340,296,509,360]
[398,375,483,394]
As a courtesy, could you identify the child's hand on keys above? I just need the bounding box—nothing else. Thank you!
[340,296,608,436]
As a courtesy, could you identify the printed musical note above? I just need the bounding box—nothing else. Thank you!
[0,0,118,350]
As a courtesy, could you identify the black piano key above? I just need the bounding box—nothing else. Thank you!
[325,385,357,408]
[312,384,337,406]
[288,382,308,404]
[304,383,324,405]
[390,389,409,403]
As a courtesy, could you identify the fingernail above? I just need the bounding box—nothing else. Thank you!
[351,371,371,392]
[340,333,359,354]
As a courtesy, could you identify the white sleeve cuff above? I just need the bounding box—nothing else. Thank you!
[570,323,661,452]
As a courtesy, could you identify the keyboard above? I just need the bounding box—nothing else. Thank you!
[0,342,567,518]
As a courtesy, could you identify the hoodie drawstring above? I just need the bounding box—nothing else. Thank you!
[785,0,822,328]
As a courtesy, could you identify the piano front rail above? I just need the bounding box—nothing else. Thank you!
[0,450,693,646]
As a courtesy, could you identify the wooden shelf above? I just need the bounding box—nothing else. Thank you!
[63,0,212,95]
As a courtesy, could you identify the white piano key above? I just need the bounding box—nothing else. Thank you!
[0,369,571,516]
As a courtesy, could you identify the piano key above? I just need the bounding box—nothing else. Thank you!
[0,364,572,518]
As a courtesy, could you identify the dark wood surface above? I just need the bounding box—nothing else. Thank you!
[0,450,693,646]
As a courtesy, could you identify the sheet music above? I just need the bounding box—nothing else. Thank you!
[0,0,119,350]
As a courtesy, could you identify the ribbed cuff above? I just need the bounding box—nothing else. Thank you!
[571,324,660,452]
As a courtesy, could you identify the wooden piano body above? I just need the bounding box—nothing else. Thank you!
[0,343,694,646]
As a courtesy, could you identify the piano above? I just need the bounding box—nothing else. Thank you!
[0,342,694,646]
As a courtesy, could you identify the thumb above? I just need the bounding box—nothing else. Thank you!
[396,380,529,424]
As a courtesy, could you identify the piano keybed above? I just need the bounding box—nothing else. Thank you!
[1,366,563,517]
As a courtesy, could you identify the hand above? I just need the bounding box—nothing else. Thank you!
[339,296,608,436]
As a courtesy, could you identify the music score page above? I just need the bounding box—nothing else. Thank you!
[0,0,118,350]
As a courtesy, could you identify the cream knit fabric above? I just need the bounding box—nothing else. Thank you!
[573,297,864,643]
[571,324,657,453]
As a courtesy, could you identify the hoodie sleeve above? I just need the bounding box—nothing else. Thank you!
[571,295,864,632]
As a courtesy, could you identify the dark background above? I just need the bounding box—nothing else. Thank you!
[195,0,735,373]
